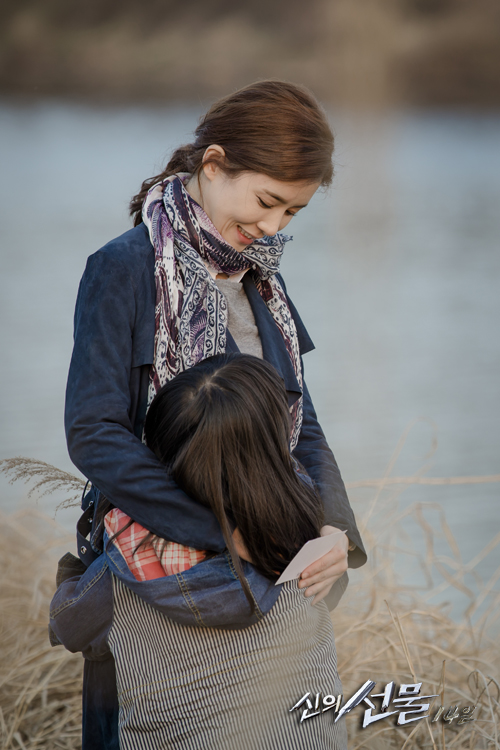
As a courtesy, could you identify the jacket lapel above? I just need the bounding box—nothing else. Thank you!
[242,274,302,406]
[225,328,239,354]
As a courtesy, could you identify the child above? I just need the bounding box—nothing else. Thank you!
[51,353,348,749]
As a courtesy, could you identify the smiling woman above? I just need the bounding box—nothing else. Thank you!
[129,79,334,225]
[59,79,366,749]
[184,156,319,250]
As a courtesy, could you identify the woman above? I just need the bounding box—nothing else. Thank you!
[52,353,348,749]
[64,80,366,748]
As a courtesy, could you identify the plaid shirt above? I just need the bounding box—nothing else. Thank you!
[104,508,206,582]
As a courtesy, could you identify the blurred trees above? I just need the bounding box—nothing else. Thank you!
[0,0,499,107]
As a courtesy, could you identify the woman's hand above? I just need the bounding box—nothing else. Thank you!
[298,525,349,605]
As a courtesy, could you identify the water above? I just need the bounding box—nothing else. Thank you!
[1,101,499,618]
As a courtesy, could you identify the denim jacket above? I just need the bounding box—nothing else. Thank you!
[49,532,292,662]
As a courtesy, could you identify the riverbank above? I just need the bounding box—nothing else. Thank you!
[1,0,499,108]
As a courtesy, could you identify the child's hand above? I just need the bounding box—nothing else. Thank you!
[298,525,349,605]
[232,527,253,563]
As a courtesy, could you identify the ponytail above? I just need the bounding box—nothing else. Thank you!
[129,143,200,226]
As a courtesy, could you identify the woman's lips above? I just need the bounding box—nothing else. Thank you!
[236,225,256,245]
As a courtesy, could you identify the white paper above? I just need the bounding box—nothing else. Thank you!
[275,531,347,585]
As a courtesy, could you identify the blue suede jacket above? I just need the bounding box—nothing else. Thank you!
[66,223,366,571]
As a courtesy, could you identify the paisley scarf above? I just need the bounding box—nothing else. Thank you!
[142,173,303,449]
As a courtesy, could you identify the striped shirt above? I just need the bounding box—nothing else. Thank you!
[109,576,347,749]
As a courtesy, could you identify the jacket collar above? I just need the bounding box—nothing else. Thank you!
[104,532,280,628]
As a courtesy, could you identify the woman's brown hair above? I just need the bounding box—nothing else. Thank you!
[143,353,324,612]
[130,80,334,226]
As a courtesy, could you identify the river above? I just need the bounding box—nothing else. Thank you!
[1,100,499,617]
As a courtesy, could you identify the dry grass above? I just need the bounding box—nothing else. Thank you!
[335,493,500,749]
[0,508,83,750]
[0,458,85,511]
[336,425,500,749]
[0,450,498,749]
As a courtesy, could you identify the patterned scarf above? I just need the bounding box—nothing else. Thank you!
[142,173,303,449]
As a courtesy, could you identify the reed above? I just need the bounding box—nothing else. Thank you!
[0,456,498,749]
[0,507,83,750]
[336,492,500,749]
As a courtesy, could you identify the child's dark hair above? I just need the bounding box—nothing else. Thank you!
[144,353,323,611]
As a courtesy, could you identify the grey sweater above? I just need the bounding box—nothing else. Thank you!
[215,277,263,359]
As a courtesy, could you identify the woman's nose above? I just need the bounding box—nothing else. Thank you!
[256,211,286,238]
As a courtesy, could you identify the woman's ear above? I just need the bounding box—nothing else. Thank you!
[201,145,226,182]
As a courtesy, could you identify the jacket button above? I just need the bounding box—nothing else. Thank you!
[80,545,87,555]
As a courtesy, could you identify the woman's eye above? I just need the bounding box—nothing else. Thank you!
[258,198,272,209]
